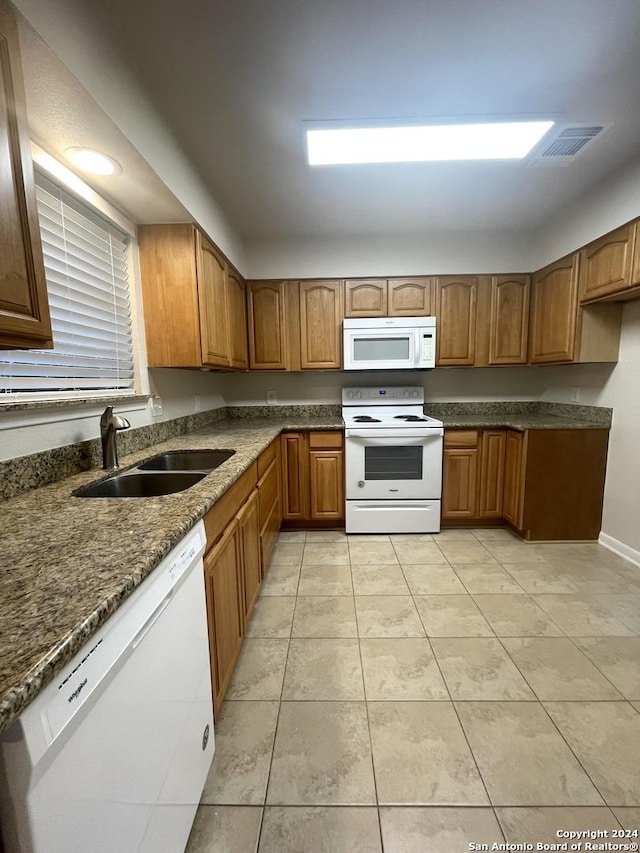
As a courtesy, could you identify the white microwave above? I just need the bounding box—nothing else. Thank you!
[343,316,436,370]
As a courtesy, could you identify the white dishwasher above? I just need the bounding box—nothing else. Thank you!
[0,520,214,853]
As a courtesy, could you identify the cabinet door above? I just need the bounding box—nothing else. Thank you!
[299,280,343,369]
[280,432,309,519]
[203,519,243,717]
[196,231,230,367]
[530,255,579,363]
[579,223,637,302]
[0,1,52,350]
[479,430,506,517]
[388,277,433,316]
[489,276,530,364]
[309,450,344,520]
[503,430,526,529]
[344,279,387,317]
[227,269,248,369]
[237,490,261,623]
[435,277,478,365]
[247,281,289,369]
[442,448,479,518]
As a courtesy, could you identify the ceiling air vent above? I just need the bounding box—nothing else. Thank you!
[526,124,608,167]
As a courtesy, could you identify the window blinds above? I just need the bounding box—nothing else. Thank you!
[0,173,134,396]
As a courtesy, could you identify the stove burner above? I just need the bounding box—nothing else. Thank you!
[394,415,427,421]
[353,415,381,422]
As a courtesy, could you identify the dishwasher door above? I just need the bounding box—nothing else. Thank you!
[0,521,214,853]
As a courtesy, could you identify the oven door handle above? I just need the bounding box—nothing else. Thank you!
[346,429,443,440]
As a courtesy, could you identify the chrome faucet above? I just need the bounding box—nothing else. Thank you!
[100,406,131,470]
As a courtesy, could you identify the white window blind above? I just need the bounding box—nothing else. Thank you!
[0,172,134,397]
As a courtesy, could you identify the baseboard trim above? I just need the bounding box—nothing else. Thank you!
[599,532,640,568]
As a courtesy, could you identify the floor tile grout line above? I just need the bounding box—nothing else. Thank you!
[350,555,385,833]
[393,539,497,811]
[534,696,617,810]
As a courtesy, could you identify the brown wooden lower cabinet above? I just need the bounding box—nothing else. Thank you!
[237,489,261,623]
[442,434,479,519]
[442,427,609,541]
[281,430,345,527]
[203,438,281,718]
[203,519,243,718]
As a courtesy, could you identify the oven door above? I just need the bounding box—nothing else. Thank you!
[344,329,418,370]
[345,428,443,500]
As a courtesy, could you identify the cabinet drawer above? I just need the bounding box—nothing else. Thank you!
[258,456,279,527]
[257,439,277,477]
[444,430,478,448]
[204,462,257,548]
[309,430,343,449]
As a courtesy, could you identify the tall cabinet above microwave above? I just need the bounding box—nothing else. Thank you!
[343,317,436,370]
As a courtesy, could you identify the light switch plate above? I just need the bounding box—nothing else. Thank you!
[151,395,163,416]
[266,390,276,405]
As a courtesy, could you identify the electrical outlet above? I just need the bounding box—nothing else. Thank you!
[571,387,580,402]
[266,390,276,405]
[194,394,201,413]
[150,395,163,417]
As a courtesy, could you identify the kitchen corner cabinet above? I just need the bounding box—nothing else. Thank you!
[281,431,345,525]
[530,253,622,364]
[505,429,609,541]
[0,0,52,350]
[138,224,248,370]
[579,221,640,303]
[344,277,433,317]
[435,276,479,365]
[442,427,609,540]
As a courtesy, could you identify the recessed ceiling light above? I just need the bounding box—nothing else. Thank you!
[306,121,555,165]
[64,147,122,176]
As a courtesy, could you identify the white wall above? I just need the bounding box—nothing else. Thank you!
[0,370,226,462]
[12,0,245,272]
[221,366,564,406]
[246,230,535,280]
[536,303,640,557]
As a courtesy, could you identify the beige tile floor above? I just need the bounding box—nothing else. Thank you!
[186,528,640,853]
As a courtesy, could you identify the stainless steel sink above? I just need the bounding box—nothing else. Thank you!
[137,449,235,472]
[75,471,206,498]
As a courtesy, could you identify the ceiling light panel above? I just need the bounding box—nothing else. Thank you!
[64,147,121,176]
[306,121,555,165]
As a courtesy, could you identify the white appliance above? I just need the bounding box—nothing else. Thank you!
[343,386,444,533]
[0,521,214,853]
[343,316,436,370]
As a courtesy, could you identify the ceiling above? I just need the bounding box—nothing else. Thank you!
[17,0,640,241]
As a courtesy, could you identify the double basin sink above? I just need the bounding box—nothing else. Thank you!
[75,450,236,498]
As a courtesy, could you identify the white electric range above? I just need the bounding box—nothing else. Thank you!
[342,387,444,534]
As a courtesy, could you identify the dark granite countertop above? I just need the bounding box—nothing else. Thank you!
[0,415,341,734]
[435,413,610,430]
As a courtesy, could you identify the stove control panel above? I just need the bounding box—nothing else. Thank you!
[342,386,424,404]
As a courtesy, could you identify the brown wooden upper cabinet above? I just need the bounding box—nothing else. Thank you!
[299,281,343,369]
[247,281,290,370]
[579,221,640,303]
[435,276,478,366]
[0,0,52,350]
[529,255,579,363]
[344,277,433,318]
[488,275,530,364]
[344,279,387,316]
[138,224,248,370]
[530,253,621,364]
